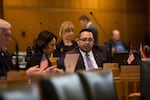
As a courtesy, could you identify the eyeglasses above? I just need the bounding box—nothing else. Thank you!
[79,38,94,42]
[1,30,11,39]
[4,34,11,38]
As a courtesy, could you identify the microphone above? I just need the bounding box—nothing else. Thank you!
[40,22,42,26]
[90,12,93,15]
[89,11,110,39]
[40,22,46,30]
[90,12,112,62]
[11,36,19,70]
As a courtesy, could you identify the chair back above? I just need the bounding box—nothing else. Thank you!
[39,73,87,100]
[141,61,150,100]
[120,65,140,100]
[78,69,118,100]
[0,83,40,100]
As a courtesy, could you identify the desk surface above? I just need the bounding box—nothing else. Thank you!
[142,58,150,62]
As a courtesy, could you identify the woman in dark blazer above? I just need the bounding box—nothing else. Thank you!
[26,30,63,76]
[53,21,77,57]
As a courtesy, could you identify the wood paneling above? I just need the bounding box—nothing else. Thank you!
[3,0,148,52]
[0,0,3,18]
[148,0,150,27]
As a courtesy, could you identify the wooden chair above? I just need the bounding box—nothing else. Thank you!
[0,70,28,89]
[7,70,27,81]
[49,57,59,65]
[120,65,140,100]
[103,63,120,77]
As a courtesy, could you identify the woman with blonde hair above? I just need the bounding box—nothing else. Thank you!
[53,21,77,57]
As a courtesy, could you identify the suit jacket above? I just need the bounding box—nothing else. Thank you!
[105,40,128,53]
[58,45,110,71]
[26,50,52,69]
[53,40,77,57]
[0,51,14,77]
[144,29,150,46]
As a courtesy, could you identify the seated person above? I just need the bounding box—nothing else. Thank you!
[144,28,150,46]
[143,29,150,57]
[58,29,110,71]
[26,30,63,76]
[0,19,15,79]
[53,21,77,57]
[105,29,128,53]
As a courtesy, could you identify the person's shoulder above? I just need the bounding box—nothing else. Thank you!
[56,40,64,46]
[104,40,111,45]
[67,47,79,54]
[88,23,97,29]
[119,41,127,46]
[120,40,126,44]
[30,51,43,59]
[72,40,77,44]
[71,40,78,46]
[93,44,109,51]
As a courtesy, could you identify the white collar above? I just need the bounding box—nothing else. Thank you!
[79,49,92,56]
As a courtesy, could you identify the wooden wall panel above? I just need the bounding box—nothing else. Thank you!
[3,0,148,52]
[148,0,150,27]
[0,0,3,18]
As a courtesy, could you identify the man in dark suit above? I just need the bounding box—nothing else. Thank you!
[79,15,98,44]
[0,19,15,78]
[58,29,109,71]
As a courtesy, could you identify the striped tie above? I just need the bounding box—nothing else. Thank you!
[85,52,93,69]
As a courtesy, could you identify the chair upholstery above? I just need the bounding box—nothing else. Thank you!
[78,70,118,100]
[141,61,150,100]
[0,83,40,100]
[39,74,87,100]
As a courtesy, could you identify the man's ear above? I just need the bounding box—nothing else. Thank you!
[75,37,79,43]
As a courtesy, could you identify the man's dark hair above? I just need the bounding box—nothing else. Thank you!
[78,28,93,38]
[79,15,90,21]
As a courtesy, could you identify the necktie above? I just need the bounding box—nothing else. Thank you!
[85,52,93,69]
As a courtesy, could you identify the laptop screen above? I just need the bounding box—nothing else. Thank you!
[111,51,141,65]
[64,53,79,73]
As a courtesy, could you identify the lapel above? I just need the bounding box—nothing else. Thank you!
[93,45,109,67]
[92,48,100,67]
[92,47,104,67]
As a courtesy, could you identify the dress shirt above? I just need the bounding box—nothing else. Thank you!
[79,49,98,71]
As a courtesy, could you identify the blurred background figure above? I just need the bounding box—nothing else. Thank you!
[26,30,63,77]
[105,29,128,53]
[0,19,15,79]
[79,15,98,44]
[143,29,150,57]
[53,21,77,57]
[144,29,150,46]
